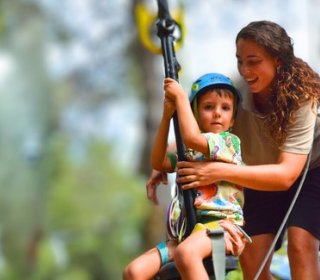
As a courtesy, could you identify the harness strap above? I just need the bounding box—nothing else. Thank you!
[207,228,225,280]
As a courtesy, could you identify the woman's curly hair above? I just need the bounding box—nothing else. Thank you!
[236,20,320,145]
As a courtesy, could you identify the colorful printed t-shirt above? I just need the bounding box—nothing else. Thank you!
[184,131,244,226]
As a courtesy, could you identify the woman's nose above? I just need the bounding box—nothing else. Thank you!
[239,64,251,77]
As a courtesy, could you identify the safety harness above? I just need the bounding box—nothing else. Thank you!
[207,228,225,280]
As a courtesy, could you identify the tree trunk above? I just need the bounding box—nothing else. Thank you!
[0,2,53,276]
[130,0,170,248]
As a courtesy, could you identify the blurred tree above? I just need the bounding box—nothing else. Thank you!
[45,140,148,280]
[0,0,54,277]
[0,0,177,278]
[131,0,163,176]
[130,0,170,249]
[0,0,151,279]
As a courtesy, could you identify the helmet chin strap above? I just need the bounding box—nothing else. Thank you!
[253,145,313,280]
[192,98,199,123]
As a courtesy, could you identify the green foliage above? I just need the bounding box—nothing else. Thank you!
[226,269,243,280]
[43,137,149,279]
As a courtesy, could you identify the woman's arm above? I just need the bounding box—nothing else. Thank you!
[164,78,209,156]
[176,151,309,191]
[146,169,168,205]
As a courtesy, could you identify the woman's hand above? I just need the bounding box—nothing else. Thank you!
[176,161,223,189]
[146,169,168,205]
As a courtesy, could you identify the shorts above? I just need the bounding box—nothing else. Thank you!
[193,219,251,256]
[243,166,320,250]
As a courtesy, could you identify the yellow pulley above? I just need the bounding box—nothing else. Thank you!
[135,2,185,54]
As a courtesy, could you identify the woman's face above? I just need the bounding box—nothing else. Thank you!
[236,38,279,96]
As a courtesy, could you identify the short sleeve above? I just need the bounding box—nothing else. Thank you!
[203,132,243,165]
[166,152,177,170]
[281,102,317,154]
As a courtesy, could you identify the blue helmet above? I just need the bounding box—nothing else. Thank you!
[189,73,241,108]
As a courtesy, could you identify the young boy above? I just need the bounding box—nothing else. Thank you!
[123,73,251,280]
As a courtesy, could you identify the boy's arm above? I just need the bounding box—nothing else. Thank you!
[164,78,209,157]
[151,97,176,172]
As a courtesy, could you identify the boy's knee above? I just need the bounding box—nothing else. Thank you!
[123,263,140,280]
[173,242,197,265]
[122,265,132,280]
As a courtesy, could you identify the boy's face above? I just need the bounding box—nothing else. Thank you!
[197,90,235,133]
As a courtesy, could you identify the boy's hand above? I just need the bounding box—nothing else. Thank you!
[163,95,176,119]
[164,78,185,101]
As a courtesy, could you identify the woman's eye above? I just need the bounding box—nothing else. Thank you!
[248,59,261,65]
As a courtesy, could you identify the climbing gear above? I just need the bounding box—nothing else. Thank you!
[189,73,241,118]
[204,220,252,280]
[190,73,240,105]
[234,224,253,244]
[135,1,185,54]
[207,228,225,280]
[156,0,197,236]
[166,184,186,242]
[190,73,240,103]
[156,241,170,266]
[155,1,242,279]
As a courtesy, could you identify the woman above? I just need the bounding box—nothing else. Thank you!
[147,21,320,279]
